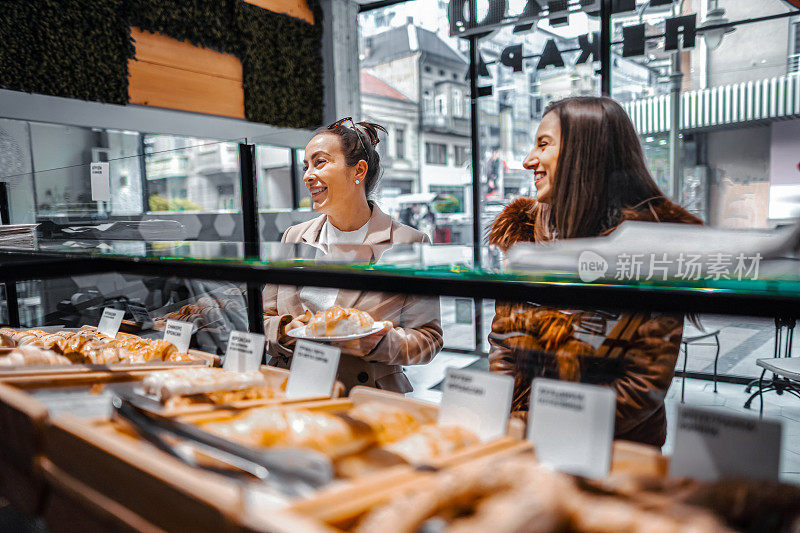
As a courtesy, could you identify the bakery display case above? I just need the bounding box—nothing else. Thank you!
[0,230,799,530]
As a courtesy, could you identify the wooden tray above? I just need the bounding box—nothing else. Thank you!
[41,456,329,533]
[126,366,346,416]
[40,386,524,532]
[43,419,242,533]
[0,369,166,515]
[0,365,341,515]
[175,386,525,474]
[40,458,165,533]
[0,356,215,379]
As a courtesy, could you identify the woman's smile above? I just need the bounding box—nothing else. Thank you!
[309,185,328,200]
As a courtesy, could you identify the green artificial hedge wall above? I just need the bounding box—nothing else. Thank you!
[0,1,134,105]
[0,0,323,129]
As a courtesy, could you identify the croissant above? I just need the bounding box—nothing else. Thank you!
[306,306,375,336]
[555,339,595,381]
[0,327,192,366]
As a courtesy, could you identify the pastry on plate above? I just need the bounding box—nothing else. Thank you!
[305,306,375,337]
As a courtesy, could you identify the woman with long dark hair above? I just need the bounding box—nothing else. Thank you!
[488,96,701,447]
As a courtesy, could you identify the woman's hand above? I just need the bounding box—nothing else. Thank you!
[282,310,312,337]
[331,321,393,357]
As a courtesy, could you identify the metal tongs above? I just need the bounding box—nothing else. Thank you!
[111,395,334,498]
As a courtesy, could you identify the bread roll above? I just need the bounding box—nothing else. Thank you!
[203,408,374,458]
[347,402,422,444]
[383,424,479,464]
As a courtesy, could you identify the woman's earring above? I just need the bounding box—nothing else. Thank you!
[355,179,360,184]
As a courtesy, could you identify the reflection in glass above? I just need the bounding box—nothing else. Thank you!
[612,0,800,229]
[144,135,241,213]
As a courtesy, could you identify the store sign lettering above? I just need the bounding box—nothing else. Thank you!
[449,0,697,81]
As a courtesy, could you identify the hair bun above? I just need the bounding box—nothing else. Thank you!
[356,121,387,146]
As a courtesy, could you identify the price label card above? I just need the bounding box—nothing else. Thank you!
[90,162,110,202]
[438,368,513,442]
[670,405,782,482]
[163,319,193,354]
[97,308,125,338]
[223,331,265,373]
[126,304,152,327]
[528,378,616,478]
[286,340,341,399]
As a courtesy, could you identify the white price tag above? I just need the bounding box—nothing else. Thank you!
[438,368,513,442]
[163,319,193,354]
[670,404,782,482]
[286,340,341,399]
[96,307,125,338]
[223,331,265,373]
[90,162,110,202]
[528,378,616,478]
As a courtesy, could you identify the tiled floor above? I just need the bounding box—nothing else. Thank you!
[405,351,800,485]
[664,376,800,485]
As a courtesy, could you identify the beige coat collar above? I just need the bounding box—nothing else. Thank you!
[299,202,393,245]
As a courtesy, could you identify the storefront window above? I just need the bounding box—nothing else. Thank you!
[475,10,601,266]
[359,0,473,246]
[612,0,800,229]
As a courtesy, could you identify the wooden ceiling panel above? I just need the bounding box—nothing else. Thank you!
[243,0,314,24]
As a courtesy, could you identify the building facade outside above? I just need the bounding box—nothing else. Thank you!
[360,0,800,237]
[360,70,420,201]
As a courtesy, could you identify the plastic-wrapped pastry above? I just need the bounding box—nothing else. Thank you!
[347,402,422,444]
[142,367,273,400]
[16,332,47,345]
[203,408,374,458]
[383,424,479,464]
[0,346,71,366]
[306,306,375,336]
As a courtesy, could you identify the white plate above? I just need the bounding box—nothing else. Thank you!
[287,321,389,342]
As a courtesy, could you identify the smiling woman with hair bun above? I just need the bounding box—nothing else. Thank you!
[262,118,443,393]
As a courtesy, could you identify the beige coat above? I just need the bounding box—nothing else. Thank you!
[263,204,443,393]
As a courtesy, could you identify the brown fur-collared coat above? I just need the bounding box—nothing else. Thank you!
[488,197,702,447]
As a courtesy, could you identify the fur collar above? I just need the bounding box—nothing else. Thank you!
[488,197,703,251]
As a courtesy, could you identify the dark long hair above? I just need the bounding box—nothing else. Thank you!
[314,121,387,199]
[538,96,665,240]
